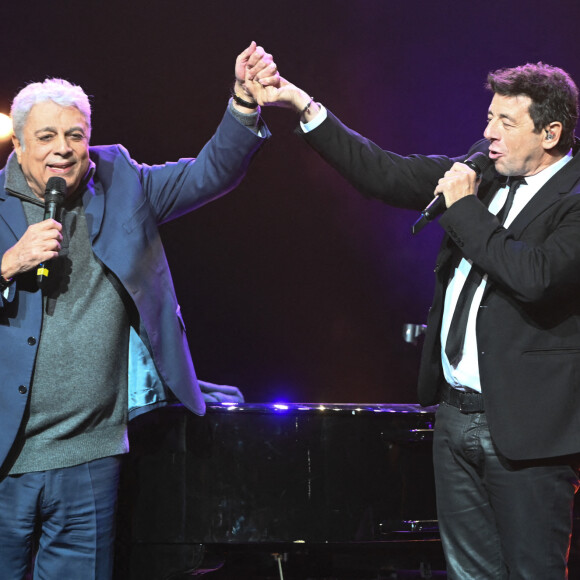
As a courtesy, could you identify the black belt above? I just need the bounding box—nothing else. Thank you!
[439,383,485,413]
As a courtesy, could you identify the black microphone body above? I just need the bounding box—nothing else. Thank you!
[37,177,66,289]
[411,152,493,235]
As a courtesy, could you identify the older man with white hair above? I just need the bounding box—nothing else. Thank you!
[0,42,278,579]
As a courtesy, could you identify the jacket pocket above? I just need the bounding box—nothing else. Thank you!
[523,347,580,356]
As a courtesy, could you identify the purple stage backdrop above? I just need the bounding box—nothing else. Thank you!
[1,0,579,404]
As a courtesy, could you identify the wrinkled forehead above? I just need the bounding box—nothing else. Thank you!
[23,101,90,135]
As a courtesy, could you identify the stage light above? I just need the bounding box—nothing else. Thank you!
[0,113,12,140]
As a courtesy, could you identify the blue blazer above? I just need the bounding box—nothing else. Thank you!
[0,108,268,469]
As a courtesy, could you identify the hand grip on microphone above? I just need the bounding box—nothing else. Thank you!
[411,152,493,235]
[37,177,66,289]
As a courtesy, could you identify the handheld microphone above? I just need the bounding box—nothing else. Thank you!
[37,177,66,289]
[411,152,493,235]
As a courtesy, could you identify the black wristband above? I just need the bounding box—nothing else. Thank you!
[0,274,13,291]
[231,89,259,109]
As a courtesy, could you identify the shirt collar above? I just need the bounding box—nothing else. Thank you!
[521,149,573,193]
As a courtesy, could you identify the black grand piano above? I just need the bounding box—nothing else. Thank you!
[115,402,445,579]
[116,402,580,578]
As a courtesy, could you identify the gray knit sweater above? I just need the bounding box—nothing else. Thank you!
[5,154,130,474]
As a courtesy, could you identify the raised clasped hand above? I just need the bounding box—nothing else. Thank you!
[235,41,302,109]
[235,42,280,101]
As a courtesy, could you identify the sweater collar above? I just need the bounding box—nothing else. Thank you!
[4,151,95,208]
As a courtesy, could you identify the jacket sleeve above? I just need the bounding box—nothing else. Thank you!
[298,109,470,211]
[127,106,270,224]
[439,179,580,303]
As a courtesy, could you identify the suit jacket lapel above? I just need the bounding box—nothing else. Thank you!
[481,149,580,298]
[82,177,105,243]
[506,150,580,239]
[0,176,28,243]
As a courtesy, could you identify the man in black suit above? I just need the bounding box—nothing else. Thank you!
[243,62,580,578]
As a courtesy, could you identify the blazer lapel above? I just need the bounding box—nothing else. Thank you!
[481,149,580,298]
[82,177,105,243]
[506,151,580,239]
[0,183,29,243]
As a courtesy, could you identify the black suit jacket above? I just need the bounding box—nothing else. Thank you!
[300,110,580,460]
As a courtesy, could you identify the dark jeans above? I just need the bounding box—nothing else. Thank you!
[433,402,580,579]
[0,456,122,580]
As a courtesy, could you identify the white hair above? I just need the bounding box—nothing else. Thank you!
[11,78,91,142]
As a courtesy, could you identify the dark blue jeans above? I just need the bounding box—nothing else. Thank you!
[0,456,122,580]
[433,402,580,579]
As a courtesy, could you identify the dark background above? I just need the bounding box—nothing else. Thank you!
[1,0,579,404]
